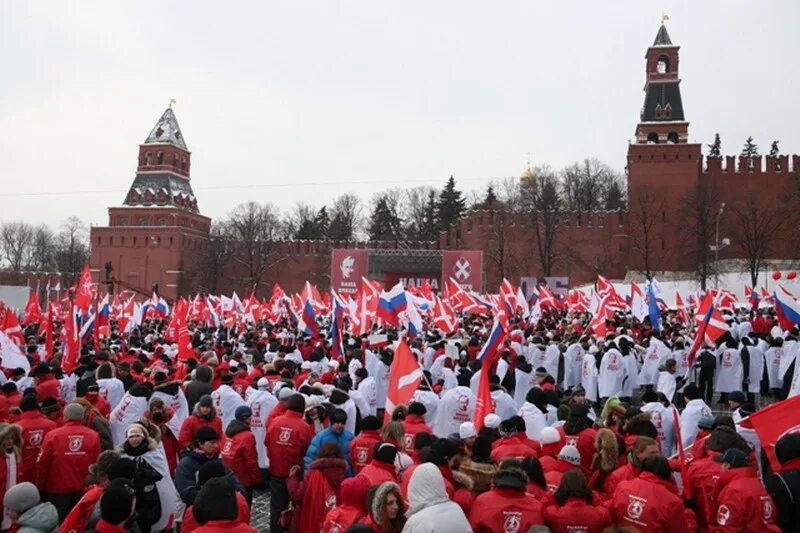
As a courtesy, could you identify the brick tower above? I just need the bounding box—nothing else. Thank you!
[626,22,703,274]
[90,106,211,300]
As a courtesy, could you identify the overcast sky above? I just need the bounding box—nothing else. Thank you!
[2,1,798,230]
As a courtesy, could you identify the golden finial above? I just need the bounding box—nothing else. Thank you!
[662,12,669,24]
[169,98,177,108]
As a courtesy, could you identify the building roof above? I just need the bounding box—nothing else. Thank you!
[123,172,199,212]
[144,107,188,150]
[652,24,673,46]
[641,82,685,122]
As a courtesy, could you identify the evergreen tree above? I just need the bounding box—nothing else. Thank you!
[435,175,467,232]
[483,185,498,208]
[769,140,780,156]
[741,136,759,157]
[314,206,329,238]
[604,180,626,210]
[707,133,722,157]
[420,190,438,241]
[293,218,318,240]
[367,197,403,241]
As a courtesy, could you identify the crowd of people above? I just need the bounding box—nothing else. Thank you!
[0,294,799,532]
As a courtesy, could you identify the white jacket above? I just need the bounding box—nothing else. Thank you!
[402,463,472,533]
[598,349,625,398]
[245,387,278,469]
[432,386,475,438]
[518,401,547,442]
[679,398,712,449]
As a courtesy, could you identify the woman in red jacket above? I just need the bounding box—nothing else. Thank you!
[520,456,549,500]
[287,443,348,533]
[544,470,612,533]
[178,395,223,451]
[361,481,406,533]
[322,475,370,532]
[220,406,261,505]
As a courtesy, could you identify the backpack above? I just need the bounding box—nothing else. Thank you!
[132,457,163,530]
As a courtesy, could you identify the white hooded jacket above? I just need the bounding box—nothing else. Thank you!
[402,463,471,533]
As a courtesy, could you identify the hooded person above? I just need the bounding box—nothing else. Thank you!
[95,363,126,411]
[192,477,257,532]
[431,386,476,438]
[403,463,471,533]
[211,374,246,432]
[2,481,58,533]
[178,394,224,451]
[116,421,179,532]
[185,365,214,412]
[322,475,371,532]
[287,442,348,533]
[220,405,261,504]
[244,378,278,472]
[108,383,152,447]
[361,481,407,533]
[468,459,543,532]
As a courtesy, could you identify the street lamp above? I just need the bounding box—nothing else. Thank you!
[709,202,730,288]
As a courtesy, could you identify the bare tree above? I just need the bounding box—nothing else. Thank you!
[184,222,230,294]
[730,201,785,287]
[29,225,57,271]
[628,189,670,278]
[54,217,89,282]
[680,182,718,290]
[519,166,564,276]
[284,203,319,240]
[1,222,34,270]
[219,202,285,293]
[483,209,523,283]
[403,186,437,241]
[328,193,363,241]
[561,158,625,212]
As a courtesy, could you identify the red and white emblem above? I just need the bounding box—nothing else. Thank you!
[68,435,84,452]
[279,428,292,443]
[28,430,43,447]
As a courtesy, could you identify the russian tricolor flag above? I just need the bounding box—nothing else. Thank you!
[376,282,408,327]
[298,299,320,338]
[773,287,800,330]
[329,291,345,359]
[477,319,506,362]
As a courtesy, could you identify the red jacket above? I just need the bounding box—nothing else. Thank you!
[192,521,257,532]
[266,410,314,477]
[36,420,101,494]
[265,402,287,431]
[220,423,261,488]
[357,460,397,487]
[350,429,381,474]
[563,427,597,472]
[181,492,251,532]
[16,410,57,484]
[603,461,640,496]
[490,435,539,463]
[687,455,755,527]
[85,393,111,419]
[94,521,127,533]
[35,376,62,402]
[709,468,781,533]
[543,498,612,533]
[59,484,103,533]
[468,487,543,533]
[402,415,432,452]
[178,414,224,450]
[544,460,580,492]
[611,472,688,532]
[322,505,364,533]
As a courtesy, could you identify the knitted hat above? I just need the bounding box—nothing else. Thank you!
[459,422,477,440]
[330,409,348,424]
[100,479,135,525]
[570,404,590,418]
[287,394,306,413]
[373,442,398,464]
[234,406,252,421]
[728,391,746,404]
[19,394,39,412]
[125,424,147,439]
[256,377,270,390]
[198,395,214,408]
[697,416,715,430]
[193,477,238,524]
[3,482,40,513]
[540,426,561,445]
[108,458,137,481]
[361,415,381,431]
[63,403,85,421]
[558,445,582,466]
[198,460,227,486]
[194,426,220,444]
[278,387,294,401]
[483,414,501,429]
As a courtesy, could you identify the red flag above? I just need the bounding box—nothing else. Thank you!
[742,395,800,472]
[173,299,194,362]
[675,292,688,324]
[0,303,24,345]
[22,291,44,325]
[73,264,95,312]
[474,345,503,431]
[432,295,458,334]
[62,305,81,373]
[43,302,55,359]
[384,339,423,423]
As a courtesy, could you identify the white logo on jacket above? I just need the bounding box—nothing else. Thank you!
[68,435,84,453]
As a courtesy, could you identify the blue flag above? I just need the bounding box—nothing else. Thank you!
[647,280,661,332]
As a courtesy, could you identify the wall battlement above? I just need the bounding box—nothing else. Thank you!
[702,154,799,175]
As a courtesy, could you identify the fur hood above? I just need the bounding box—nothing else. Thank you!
[153,380,181,396]
[493,464,528,491]
[622,411,658,439]
[706,425,750,454]
[371,481,401,524]
[0,423,22,460]
[593,428,619,473]
[192,402,218,419]
[451,469,473,491]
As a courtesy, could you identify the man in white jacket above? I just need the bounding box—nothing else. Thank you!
[679,384,712,449]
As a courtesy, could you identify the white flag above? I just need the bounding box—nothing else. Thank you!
[0,331,30,372]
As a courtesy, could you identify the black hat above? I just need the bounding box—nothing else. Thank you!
[330,408,348,425]
[714,448,750,468]
[193,477,238,524]
[198,395,214,408]
[728,391,746,404]
[100,479,135,525]
[19,394,39,412]
[775,433,800,464]
[683,384,700,399]
[40,397,59,415]
[234,405,252,421]
[108,458,137,481]
[739,403,757,417]
[373,442,397,464]
[360,415,381,431]
[1,383,17,394]
[194,426,220,444]
[287,394,306,414]
[408,402,427,416]
[570,404,590,418]
[198,459,227,486]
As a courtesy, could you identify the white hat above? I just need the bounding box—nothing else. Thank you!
[257,377,270,390]
[304,395,322,411]
[328,359,340,368]
[301,361,313,370]
[277,387,294,401]
[459,422,477,440]
[540,426,561,445]
[558,445,582,466]
[483,414,501,429]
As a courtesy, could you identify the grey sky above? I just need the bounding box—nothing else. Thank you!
[2,1,798,230]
